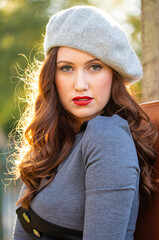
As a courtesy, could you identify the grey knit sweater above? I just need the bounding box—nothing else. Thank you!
[12,114,140,240]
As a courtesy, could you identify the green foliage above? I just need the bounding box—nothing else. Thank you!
[127,14,142,58]
[0,0,50,135]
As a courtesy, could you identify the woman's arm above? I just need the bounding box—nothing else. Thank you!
[12,216,33,240]
[82,115,140,240]
[12,184,33,240]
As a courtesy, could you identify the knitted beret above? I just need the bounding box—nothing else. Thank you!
[44,5,143,83]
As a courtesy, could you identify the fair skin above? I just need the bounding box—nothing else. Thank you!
[55,47,113,131]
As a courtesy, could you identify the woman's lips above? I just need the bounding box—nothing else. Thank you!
[72,96,93,106]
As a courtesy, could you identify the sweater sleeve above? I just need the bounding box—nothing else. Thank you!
[81,115,140,240]
[12,216,33,240]
[12,185,33,240]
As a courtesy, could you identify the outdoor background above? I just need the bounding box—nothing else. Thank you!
[0,0,158,239]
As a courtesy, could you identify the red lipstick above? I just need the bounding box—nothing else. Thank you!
[72,96,93,106]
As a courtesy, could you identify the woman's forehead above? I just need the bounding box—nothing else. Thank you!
[56,47,101,63]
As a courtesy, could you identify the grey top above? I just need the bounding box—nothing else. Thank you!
[12,114,140,240]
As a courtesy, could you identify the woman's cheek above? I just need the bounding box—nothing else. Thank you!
[95,76,112,92]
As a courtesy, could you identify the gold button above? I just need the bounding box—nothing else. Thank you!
[22,213,30,223]
[33,228,41,238]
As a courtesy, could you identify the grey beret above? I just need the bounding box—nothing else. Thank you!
[44,5,143,83]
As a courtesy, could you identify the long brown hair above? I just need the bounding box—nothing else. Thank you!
[13,47,158,209]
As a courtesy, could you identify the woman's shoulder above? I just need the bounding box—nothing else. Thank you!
[81,114,140,177]
[83,114,131,139]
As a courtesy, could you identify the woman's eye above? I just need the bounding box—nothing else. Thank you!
[90,64,103,71]
[60,65,73,72]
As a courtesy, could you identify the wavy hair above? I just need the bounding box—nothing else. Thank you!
[13,47,158,209]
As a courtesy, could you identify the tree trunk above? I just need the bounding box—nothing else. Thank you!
[141,0,159,102]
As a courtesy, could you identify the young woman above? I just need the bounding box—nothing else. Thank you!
[12,5,157,240]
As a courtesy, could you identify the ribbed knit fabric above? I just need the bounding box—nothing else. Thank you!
[12,114,140,240]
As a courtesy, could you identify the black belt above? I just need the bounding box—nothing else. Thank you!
[16,206,83,240]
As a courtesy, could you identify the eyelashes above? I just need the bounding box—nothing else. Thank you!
[59,64,103,72]
[60,65,72,72]
[89,64,103,71]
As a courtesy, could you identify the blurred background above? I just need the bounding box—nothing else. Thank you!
[0,0,158,239]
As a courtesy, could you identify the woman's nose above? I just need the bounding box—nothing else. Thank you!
[74,70,88,92]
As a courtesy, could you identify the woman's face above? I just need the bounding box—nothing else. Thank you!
[55,47,113,127]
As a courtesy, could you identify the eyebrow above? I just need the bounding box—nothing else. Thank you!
[56,58,100,65]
